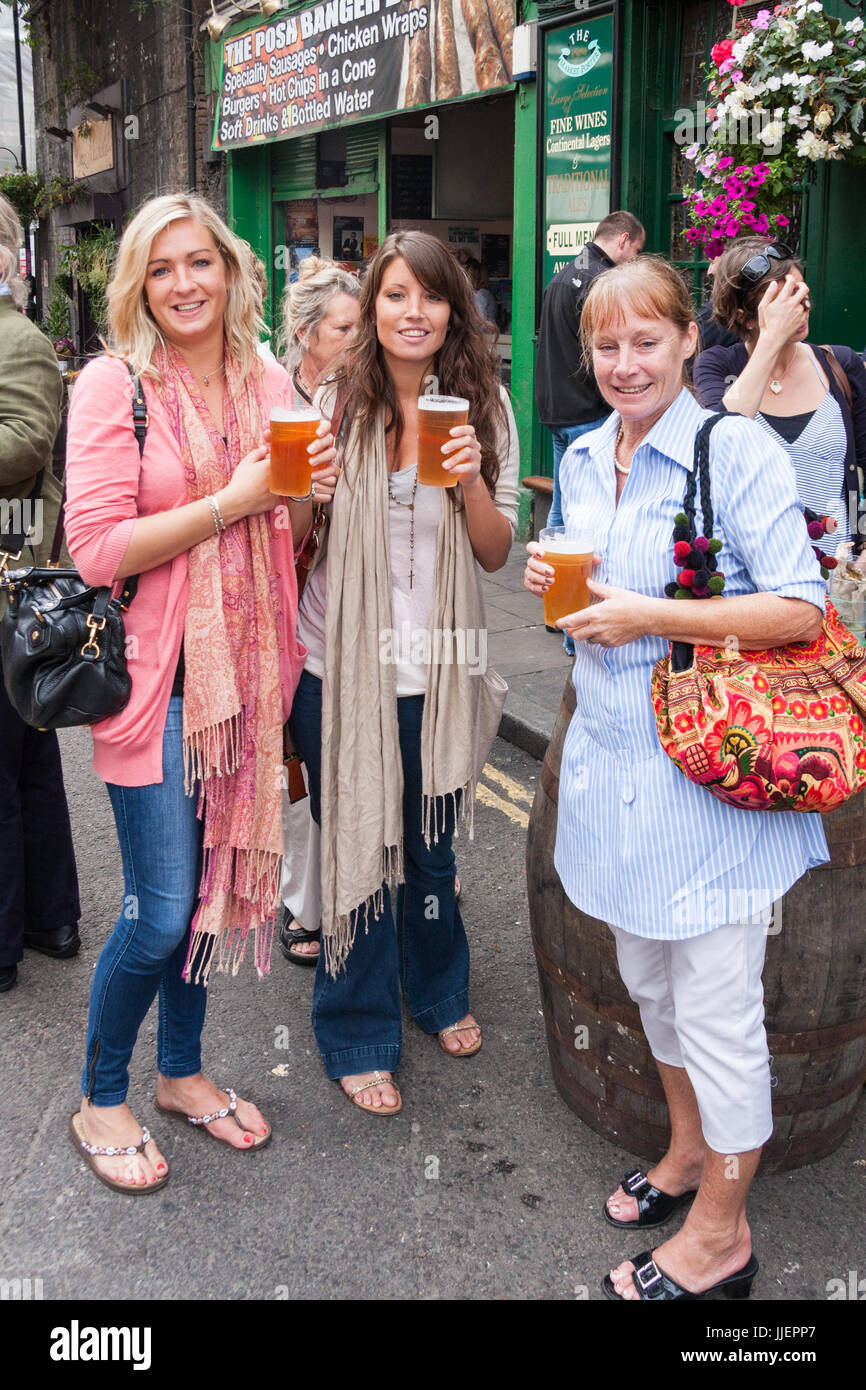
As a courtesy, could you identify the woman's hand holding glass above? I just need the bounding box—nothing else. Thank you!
[557,579,655,648]
[440,423,483,488]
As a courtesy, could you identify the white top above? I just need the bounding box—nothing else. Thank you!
[298,386,520,690]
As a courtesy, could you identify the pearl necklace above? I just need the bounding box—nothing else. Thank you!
[614,425,631,476]
[387,468,419,589]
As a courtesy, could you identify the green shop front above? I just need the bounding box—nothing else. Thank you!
[208,1,866,536]
[207,2,522,384]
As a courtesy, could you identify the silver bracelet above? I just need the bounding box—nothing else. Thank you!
[204,494,225,536]
[286,487,314,502]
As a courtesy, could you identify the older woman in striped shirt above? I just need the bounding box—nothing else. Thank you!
[525,257,827,1303]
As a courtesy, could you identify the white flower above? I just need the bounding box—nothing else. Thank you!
[766,74,783,91]
[814,106,832,131]
[833,131,854,149]
[761,120,787,147]
[845,16,864,34]
[850,59,866,73]
[702,151,718,168]
[796,130,830,160]
[733,33,755,63]
[808,1,824,10]
[801,40,833,62]
[750,79,767,95]
[782,72,800,86]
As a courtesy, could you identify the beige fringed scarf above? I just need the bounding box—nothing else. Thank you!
[318,387,507,977]
[156,346,284,983]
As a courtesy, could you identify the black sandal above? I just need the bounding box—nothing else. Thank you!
[604,1167,698,1230]
[278,910,321,967]
[602,1250,758,1301]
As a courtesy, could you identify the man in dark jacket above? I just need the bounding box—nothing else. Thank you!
[535,210,645,531]
[0,194,81,993]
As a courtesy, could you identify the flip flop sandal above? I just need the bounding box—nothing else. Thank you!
[438,1020,483,1058]
[604,1168,698,1229]
[68,1112,169,1196]
[342,1071,402,1116]
[155,1087,271,1152]
[602,1250,759,1302]
[278,917,321,967]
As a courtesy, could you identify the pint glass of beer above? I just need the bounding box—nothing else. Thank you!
[269,406,321,497]
[417,395,469,487]
[539,526,596,627]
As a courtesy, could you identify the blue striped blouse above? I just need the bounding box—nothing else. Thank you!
[554,387,829,939]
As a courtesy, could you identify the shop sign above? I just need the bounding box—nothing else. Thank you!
[72,116,115,179]
[542,11,613,283]
[212,0,515,151]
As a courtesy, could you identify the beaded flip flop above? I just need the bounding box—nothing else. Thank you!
[342,1071,402,1116]
[155,1087,271,1152]
[438,1019,482,1058]
[68,1112,169,1196]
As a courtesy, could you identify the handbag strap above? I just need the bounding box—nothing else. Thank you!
[669,412,728,673]
[820,344,854,415]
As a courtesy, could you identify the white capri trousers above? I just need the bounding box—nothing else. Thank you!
[610,920,774,1155]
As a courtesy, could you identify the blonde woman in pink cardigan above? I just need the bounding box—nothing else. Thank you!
[63,194,339,1195]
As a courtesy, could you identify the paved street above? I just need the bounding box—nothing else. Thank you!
[2,720,864,1304]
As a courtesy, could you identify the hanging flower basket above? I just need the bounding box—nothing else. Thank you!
[682,2,866,258]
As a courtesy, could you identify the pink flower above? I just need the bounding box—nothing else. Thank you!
[740,213,756,227]
[752,8,771,27]
[685,227,701,243]
[693,199,711,216]
[723,218,742,237]
[728,0,747,7]
[739,199,756,212]
[754,213,770,234]
[748,169,767,188]
[735,165,750,176]
[776,214,790,226]
[723,176,746,198]
[730,69,744,83]
[719,58,737,74]
[717,155,735,170]
[710,197,729,216]
[707,239,726,259]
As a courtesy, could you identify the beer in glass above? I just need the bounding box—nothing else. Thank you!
[417,395,469,487]
[269,406,321,497]
[540,526,595,626]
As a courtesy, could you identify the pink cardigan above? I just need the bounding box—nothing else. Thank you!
[64,354,306,787]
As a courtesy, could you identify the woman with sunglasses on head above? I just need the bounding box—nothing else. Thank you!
[694,238,866,548]
[289,229,518,1114]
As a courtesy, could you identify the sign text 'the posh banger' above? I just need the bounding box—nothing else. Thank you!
[213,0,515,150]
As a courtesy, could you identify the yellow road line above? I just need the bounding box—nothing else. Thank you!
[477,781,530,828]
[480,763,534,807]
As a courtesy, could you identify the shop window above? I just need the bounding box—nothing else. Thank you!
[317,130,347,189]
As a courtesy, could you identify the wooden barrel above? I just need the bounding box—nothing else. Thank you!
[527,674,866,1173]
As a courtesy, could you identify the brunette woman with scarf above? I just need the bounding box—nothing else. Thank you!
[290,230,519,1113]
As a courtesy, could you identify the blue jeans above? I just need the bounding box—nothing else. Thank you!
[82,698,207,1105]
[290,670,470,1079]
[549,418,608,656]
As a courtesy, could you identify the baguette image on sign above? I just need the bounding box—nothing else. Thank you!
[212,0,515,151]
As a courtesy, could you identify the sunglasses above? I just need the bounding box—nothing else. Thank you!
[738,242,796,287]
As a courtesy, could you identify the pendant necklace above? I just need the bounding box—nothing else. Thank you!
[198,360,224,388]
[614,425,631,476]
[769,344,799,395]
[387,469,419,589]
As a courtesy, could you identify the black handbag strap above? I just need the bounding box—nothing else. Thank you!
[671,413,727,673]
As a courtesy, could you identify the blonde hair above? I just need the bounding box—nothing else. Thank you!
[580,255,696,378]
[106,193,266,383]
[0,193,27,307]
[280,255,359,375]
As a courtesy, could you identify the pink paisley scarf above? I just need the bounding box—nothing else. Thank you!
[156,345,284,982]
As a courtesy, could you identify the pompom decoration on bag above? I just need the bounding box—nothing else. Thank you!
[652,414,866,814]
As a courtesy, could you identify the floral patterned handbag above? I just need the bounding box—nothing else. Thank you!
[652,414,866,813]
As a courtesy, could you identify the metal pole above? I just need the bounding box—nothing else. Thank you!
[12,0,27,171]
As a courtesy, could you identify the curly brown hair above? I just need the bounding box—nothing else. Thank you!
[337,230,508,494]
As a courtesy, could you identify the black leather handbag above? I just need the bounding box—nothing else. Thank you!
[0,372,145,730]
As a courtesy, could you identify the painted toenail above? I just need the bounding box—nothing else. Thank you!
[156,1163,166,1173]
